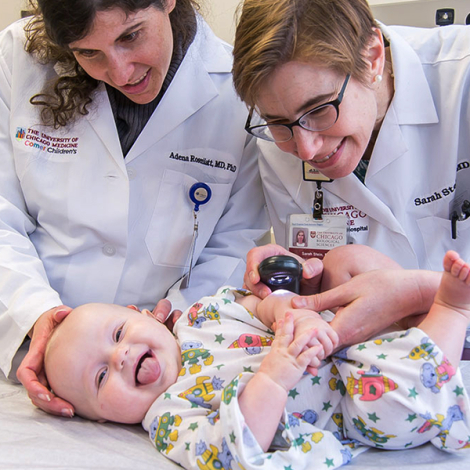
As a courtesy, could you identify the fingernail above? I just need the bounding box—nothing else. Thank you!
[55,308,69,315]
[61,409,74,418]
[293,297,306,307]
[249,271,257,283]
[302,263,313,277]
[38,394,51,402]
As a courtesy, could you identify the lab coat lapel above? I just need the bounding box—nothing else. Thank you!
[327,175,406,235]
[126,19,231,161]
[85,84,127,174]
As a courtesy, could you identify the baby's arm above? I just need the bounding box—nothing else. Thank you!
[238,312,321,451]
[236,291,339,365]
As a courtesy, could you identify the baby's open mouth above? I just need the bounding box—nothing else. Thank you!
[135,350,160,386]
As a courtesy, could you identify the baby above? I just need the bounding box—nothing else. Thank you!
[44,250,470,469]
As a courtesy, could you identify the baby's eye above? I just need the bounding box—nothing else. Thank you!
[115,325,124,342]
[97,368,108,388]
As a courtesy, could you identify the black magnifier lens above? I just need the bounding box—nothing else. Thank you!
[258,255,303,294]
[270,274,294,285]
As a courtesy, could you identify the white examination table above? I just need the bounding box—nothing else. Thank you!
[1,361,470,469]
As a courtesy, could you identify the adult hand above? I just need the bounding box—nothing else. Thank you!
[291,268,435,349]
[152,299,182,332]
[17,305,74,417]
[244,244,324,298]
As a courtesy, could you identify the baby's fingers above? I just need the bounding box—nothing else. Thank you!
[327,328,340,350]
[297,344,323,371]
[314,328,340,357]
[274,313,295,347]
[289,327,320,357]
[306,364,320,376]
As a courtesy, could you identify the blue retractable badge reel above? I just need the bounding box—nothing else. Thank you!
[189,183,212,212]
[182,183,212,288]
[258,255,303,294]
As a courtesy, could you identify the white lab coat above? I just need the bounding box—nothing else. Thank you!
[259,23,470,271]
[0,17,269,376]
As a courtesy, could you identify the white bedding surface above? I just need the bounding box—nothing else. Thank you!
[2,362,470,470]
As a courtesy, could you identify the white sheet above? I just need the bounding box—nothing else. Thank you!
[2,362,470,469]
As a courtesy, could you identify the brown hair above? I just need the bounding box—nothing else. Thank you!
[232,0,376,108]
[24,0,199,128]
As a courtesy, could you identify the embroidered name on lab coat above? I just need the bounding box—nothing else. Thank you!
[414,161,469,207]
[168,152,237,172]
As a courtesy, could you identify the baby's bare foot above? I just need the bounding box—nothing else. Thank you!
[434,251,470,319]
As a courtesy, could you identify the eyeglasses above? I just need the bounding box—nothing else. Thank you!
[245,74,351,143]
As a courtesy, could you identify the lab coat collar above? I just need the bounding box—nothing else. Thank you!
[379,23,438,126]
[363,24,439,178]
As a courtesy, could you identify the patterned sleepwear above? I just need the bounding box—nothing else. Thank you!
[142,287,470,470]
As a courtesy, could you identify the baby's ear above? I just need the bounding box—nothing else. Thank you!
[126,304,141,312]
[141,309,156,320]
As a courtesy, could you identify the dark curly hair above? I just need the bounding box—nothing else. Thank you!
[25,0,199,128]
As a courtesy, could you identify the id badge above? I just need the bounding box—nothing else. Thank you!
[287,213,348,260]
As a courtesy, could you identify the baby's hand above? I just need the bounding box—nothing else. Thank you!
[291,311,339,374]
[258,312,323,392]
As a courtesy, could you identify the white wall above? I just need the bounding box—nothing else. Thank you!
[206,1,470,44]
[0,0,242,36]
[201,0,242,44]
[371,0,470,27]
[0,0,28,31]
[1,1,469,40]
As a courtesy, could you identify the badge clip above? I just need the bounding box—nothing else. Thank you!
[182,183,212,288]
[313,182,324,220]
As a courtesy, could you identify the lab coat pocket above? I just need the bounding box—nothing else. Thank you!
[145,169,231,268]
[417,216,470,271]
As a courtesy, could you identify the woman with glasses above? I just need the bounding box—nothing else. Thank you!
[233,0,470,346]
[0,0,268,418]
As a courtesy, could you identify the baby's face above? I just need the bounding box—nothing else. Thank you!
[45,303,181,424]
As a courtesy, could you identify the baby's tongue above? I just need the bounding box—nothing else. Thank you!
[137,356,160,385]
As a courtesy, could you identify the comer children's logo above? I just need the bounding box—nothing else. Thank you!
[15,127,27,141]
[15,127,79,155]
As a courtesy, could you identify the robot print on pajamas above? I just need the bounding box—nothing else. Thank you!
[178,376,224,409]
[418,405,464,449]
[403,336,438,362]
[420,359,456,394]
[352,416,397,446]
[196,439,234,470]
[180,340,214,376]
[150,412,182,454]
[229,333,273,355]
[403,338,456,393]
[187,302,221,328]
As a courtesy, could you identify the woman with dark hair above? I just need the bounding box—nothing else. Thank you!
[0,0,268,417]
